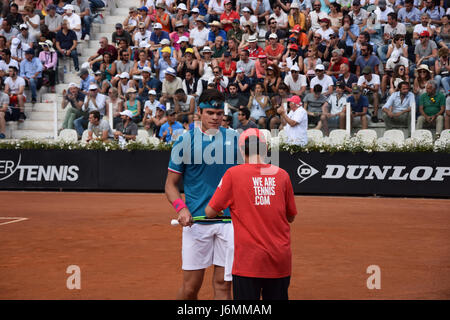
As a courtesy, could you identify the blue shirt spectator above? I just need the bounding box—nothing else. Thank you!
[193,0,210,16]
[159,119,184,142]
[339,23,360,47]
[81,74,95,93]
[150,30,170,44]
[398,6,421,24]
[347,94,369,113]
[156,56,177,82]
[208,29,227,43]
[20,56,43,79]
[382,91,415,113]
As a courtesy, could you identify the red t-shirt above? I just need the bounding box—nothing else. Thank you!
[328,57,349,72]
[97,45,118,62]
[265,43,285,61]
[246,46,264,60]
[220,11,240,32]
[209,163,298,278]
[219,60,237,77]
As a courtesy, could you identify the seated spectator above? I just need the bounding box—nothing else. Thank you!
[153,4,171,34]
[6,3,24,30]
[329,2,343,33]
[240,7,258,33]
[171,4,189,31]
[117,72,132,101]
[347,85,369,129]
[269,4,288,31]
[282,43,303,73]
[159,110,184,142]
[4,66,26,123]
[386,64,409,96]
[227,19,244,45]
[22,5,40,40]
[349,0,368,29]
[339,14,359,57]
[420,0,444,26]
[245,34,264,60]
[219,52,237,79]
[143,90,160,116]
[123,7,139,34]
[413,64,433,100]
[233,68,252,97]
[38,40,57,93]
[386,34,408,65]
[417,80,445,138]
[236,49,256,80]
[86,110,114,142]
[310,64,334,96]
[75,84,107,137]
[0,49,19,81]
[105,87,124,129]
[114,110,138,142]
[226,83,249,128]
[321,81,348,136]
[317,18,334,43]
[99,52,116,85]
[354,43,380,77]
[182,69,203,101]
[112,23,133,47]
[357,66,381,122]
[413,13,436,45]
[56,20,79,71]
[265,18,286,47]
[137,67,161,102]
[10,37,29,64]
[434,47,450,94]
[45,4,62,34]
[93,70,110,95]
[173,88,196,125]
[124,87,142,124]
[78,68,95,95]
[20,48,43,104]
[0,82,11,138]
[277,95,308,146]
[160,67,183,105]
[247,82,269,128]
[284,64,307,97]
[308,1,327,36]
[236,106,258,131]
[88,37,118,73]
[436,14,450,49]
[327,48,349,79]
[62,4,82,41]
[304,45,323,82]
[61,82,85,131]
[209,66,229,92]
[144,103,167,135]
[304,84,328,130]
[71,0,91,40]
[254,53,268,82]
[131,49,152,78]
[415,30,438,72]
[189,17,209,50]
[263,64,282,96]
[211,36,226,60]
[265,33,285,64]
[155,46,178,83]
[134,22,151,47]
[0,20,19,42]
[382,51,410,96]
[115,50,134,80]
[382,81,413,133]
[17,23,36,49]
[398,0,421,27]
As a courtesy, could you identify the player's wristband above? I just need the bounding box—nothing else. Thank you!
[172,198,187,213]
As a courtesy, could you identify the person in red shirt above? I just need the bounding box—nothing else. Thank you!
[327,48,349,78]
[246,35,264,60]
[219,51,237,78]
[206,128,298,300]
[220,0,240,33]
[264,33,285,64]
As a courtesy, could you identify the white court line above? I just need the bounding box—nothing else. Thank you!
[0,217,29,226]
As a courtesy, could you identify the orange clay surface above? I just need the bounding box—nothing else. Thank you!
[0,192,449,300]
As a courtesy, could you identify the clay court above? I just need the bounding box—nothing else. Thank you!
[0,191,449,300]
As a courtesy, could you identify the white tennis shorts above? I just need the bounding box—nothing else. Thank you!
[182,222,234,281]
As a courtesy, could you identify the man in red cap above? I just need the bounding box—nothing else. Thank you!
[276,95,308,146]
[205,128,298,300]
[414,30,438,68]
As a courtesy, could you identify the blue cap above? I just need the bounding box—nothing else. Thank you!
[139,6,148,11]
[25,48,35,55]
[157,104,166,111]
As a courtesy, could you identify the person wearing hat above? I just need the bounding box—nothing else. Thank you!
[149,23,171,48]
[55,20,80,71]
[16,23,35,49]
[417,80,445,138]
[244,34,264,61]
[86,110,114,142]
[205,127,297,301]
[70,0,92,40]
[189,16,210,49]
[143,103,167,135]
[159,109,184,143]
[111,23,133,47]
[284,64,307,97]
[156,45,178,83]
[176,47,198,79]
[19,48,43,104]
[357,66,380,122]
[114,109,138,142]
[123,7,139,34]
[310,64,334,96]
[154,3,171,33]
[317,17,334,43]
[208,20,227,48]
[227,18,244,44]
[264,33,284,63]
[240,6,259,33]
[143,89,161,117]
[134,22,152,47]
[165,88,240,300]
[220,0,240,33]
[347,84,369,129]
[415,29,438,68]
[61,82,85,131]
[137,66,161,102]
[277,95,308,145]
[170,22,189,51]
[62,4,82,41]
[4,66,26,122]
[160,67,182,105]
[321,81,348,136]
[0,20,19,42]
[73,84,107,137]
[124,87,143,125]
[38,40,57,93]
[171,4,189,32]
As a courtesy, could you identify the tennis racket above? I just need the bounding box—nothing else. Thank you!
[171,215,231,226]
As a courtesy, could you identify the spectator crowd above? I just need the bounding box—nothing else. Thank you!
[1,0,450,144]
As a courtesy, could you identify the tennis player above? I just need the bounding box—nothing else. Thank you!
[205,128,298,300]
[165,89,240,300]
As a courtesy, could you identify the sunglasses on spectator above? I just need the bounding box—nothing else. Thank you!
[420,36,428,39]
[314,36,321,39]
[291,70,299,73]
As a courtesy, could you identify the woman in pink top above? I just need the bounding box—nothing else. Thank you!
[170,22,190,51]
[39,40,58,92]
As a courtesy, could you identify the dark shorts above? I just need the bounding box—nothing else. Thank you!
[232,274,291,300]
[308,114,321,126]
[4,108,20,122]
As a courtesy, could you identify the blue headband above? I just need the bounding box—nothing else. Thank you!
[199,100,224,110]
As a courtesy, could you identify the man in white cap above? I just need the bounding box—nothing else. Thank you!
[17,24,35,48]
[114,109,138,141]
[62,4,82,40]
[74,83,107,137]
[150,22,170,47]
[62,82,85,130]
[277,95,308,146]
[189,16,209,49]
[86,110,114,142]
[284,64,307,97]
[144,89,160,116]
[160,67,182,105]
[310,64,334,96]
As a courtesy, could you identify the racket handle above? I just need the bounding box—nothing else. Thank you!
[170,219,179,226]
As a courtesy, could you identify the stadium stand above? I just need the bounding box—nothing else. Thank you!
[1,0,450,143]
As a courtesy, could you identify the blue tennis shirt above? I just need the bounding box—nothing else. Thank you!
[168,127,240,219]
